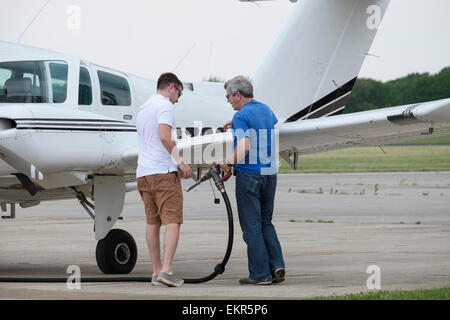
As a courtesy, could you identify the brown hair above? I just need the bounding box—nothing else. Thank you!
[157,72,183,90]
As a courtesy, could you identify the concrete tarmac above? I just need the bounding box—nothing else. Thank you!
[0,172,449,299]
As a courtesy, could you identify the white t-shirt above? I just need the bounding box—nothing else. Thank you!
[136,94,178,177]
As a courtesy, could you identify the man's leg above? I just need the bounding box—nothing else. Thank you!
[138,177,164,277]
[146,224,162,275]
[154,173,184,286]
[261,174,285,272]
[161,223,180,273]
[235,171,271,280]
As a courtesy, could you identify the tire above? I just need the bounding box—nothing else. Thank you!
[96,229,137,274]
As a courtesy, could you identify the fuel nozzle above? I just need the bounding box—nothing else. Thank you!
[186,165,225,193]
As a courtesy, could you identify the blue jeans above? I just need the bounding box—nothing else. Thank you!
[235,171,285,280]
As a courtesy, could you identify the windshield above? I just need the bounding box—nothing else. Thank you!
[0,60,68,103]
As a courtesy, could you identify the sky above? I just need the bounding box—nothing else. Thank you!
[0,0,449,83]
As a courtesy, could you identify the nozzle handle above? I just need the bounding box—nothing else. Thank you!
[186,165,224,192]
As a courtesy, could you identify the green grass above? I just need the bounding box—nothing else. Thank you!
[397,135,450,144]
[278,145,450,173]
[310,287,450,300]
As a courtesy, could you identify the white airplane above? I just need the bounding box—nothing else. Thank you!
[1,0,450,274]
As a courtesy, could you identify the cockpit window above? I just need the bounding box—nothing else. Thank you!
[0,60,68,104]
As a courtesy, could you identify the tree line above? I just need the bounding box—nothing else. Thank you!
[344,67,450,114]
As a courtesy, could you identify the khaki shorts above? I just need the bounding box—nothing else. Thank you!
[137,172,183,225]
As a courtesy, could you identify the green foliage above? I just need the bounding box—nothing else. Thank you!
[202,75,225,83]
[345,67,450,113]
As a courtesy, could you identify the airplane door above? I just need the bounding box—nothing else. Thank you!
[77,64,135,124]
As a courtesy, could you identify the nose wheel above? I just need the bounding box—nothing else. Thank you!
[96,229,137,274]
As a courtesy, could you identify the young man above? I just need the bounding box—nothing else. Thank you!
[221,75,285,285]
[136,72,192,287]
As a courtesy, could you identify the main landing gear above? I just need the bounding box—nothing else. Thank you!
[71,185,137,274]
[96,229,137,274]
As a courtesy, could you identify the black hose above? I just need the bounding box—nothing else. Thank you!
[0,187,234,284]
[183,190,233,283]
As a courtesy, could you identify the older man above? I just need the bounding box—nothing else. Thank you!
[136,72,192,287]
[220,76,285,285]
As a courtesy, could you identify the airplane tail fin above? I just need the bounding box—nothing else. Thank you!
[252,0,390,123]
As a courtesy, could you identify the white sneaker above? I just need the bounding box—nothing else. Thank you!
[151,274,163,286]
[156,272,184,287]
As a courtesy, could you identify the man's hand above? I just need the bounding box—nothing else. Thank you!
[178,162,192,179]
[219,162,232,182]
[222,120,232,131]
[159,123,191,179]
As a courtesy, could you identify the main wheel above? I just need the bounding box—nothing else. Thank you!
[96,229,137,274]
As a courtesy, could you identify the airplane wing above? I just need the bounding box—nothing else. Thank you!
[155,98,450,172]
[278,98,450,156]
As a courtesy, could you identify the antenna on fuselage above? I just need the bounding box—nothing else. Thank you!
[17,0,51,44]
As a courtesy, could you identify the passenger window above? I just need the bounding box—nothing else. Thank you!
[97,70,131,106]
[185,127,199,137]
[0,68,12,102]
[176,127,183,139]
[202,127,213,135]
[79,67,92,105]
[49,62,68,103]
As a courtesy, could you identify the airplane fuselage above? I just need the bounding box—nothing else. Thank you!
[0,42,235,203]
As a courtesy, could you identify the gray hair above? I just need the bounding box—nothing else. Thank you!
[224,75,254,98]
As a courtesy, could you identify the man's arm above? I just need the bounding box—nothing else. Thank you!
[228,137,250,165]
[222,120,232,131]
[220,137,249,176]
[158,123,192,179]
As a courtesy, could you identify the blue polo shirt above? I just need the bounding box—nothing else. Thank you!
[231,99,278,175]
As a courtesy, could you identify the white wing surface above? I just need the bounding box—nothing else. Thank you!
[278,98,450,155]
[170,98,450,170]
